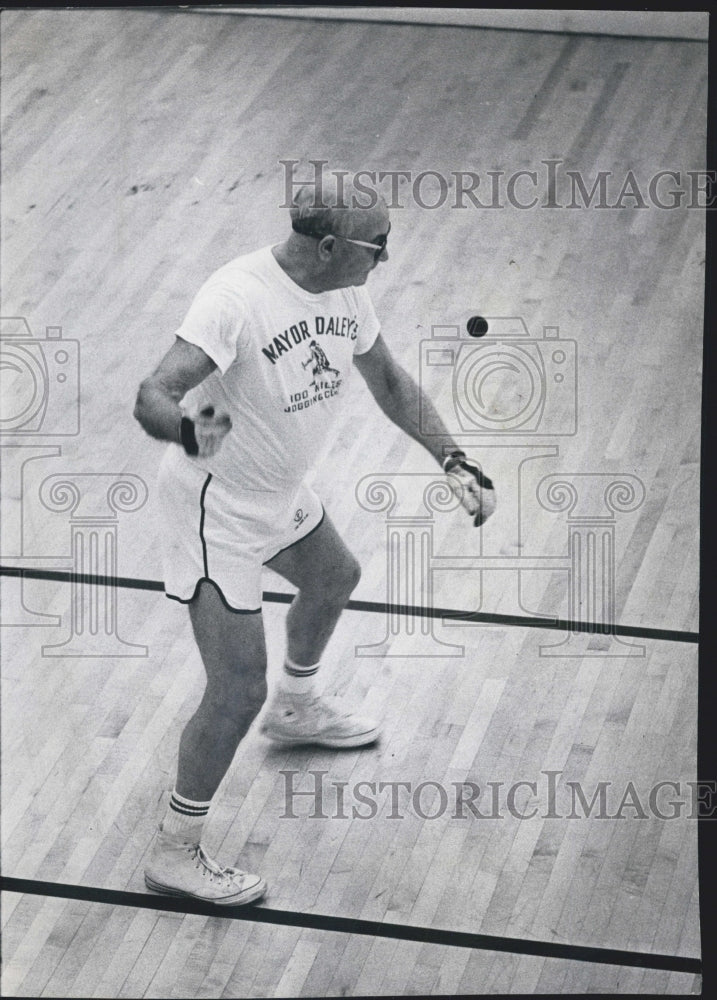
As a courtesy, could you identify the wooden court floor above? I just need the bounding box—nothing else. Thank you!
[1,8,705,997]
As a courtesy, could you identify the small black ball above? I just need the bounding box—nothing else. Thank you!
[467,316,489,337]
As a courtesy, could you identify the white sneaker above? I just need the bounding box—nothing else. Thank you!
[260,691,380,748]
[144,828,266,905]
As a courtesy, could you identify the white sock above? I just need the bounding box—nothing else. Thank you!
[161,789,211,842]
[280,655,320,696]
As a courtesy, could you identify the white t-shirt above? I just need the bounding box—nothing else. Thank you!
[175,245,381,491]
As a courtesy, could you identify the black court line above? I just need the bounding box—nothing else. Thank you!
[0,565,698,645]
[0,876,701,975]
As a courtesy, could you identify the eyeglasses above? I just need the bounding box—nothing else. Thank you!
[293,220,390,262]
[328,227,390,262]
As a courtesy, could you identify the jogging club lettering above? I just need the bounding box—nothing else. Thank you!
[262,314,359,365]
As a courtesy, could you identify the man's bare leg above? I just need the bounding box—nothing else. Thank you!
[144,580,268,904]
[262,513,379,747]
[266,512,361,666]
[177,580,268,799]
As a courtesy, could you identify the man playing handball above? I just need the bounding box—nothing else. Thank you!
[134,177,496,904]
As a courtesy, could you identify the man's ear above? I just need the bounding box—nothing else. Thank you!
[318,235,336,259]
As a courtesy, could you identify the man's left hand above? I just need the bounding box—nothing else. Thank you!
[444,452,496,527]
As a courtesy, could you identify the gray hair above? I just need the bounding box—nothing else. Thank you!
[290,183,354,238]
[290,171,386,236]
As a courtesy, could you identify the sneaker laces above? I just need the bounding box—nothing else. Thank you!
[309,696,353,720]
[195,845,236,882]
[277,695,343,720]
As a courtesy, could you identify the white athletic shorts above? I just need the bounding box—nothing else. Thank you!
[157,445,325,612]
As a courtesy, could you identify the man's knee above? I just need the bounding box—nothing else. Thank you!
[206,667,267,719]
[344,556,362,592]
[239,669,267,708]
[326,554,361,602]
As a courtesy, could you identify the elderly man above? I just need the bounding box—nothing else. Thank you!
[134,179,495,904]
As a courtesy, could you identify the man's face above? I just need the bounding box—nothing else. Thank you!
[321,203,391,288]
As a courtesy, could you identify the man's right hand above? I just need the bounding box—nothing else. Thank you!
[181,406,232,458]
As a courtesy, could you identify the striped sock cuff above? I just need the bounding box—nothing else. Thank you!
[169,792,211,818]
[284,657,320,678]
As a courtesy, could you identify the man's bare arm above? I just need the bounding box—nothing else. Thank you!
[353,333,459,466]
[134,337,230,456]
[355,333,496,525]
